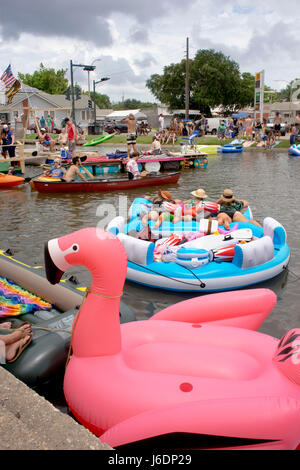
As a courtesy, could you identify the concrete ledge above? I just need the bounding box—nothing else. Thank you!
[0,367,112,450]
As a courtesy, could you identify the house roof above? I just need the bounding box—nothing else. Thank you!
[0,84,98,111]
[271,101,300,111]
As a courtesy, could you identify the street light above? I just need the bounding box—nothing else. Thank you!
[84,59,101,98]
[70,60,98,124]
[93,77,110,132]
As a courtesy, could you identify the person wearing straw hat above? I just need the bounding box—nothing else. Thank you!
[189,188,208,203]
[216,189,261,230]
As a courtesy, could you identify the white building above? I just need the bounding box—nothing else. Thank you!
[0,84,102,131]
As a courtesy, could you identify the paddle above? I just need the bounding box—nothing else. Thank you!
[80,164,94,179]
[78,156,94,179]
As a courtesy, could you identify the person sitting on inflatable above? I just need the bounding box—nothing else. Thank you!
[140,190,184,233]
[183,188,220,219]
[215,189,261,230]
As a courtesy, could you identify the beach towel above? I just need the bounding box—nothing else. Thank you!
[0,277,52,317]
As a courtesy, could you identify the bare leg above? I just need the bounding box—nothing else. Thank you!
[154,214,164,229]
[233,212,262,227]
[0,322,12,330]
[217,213,232,231]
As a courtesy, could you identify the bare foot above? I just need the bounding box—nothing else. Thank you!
[1,324,32,346]
[5,335,32,362]
[0,322,12,330]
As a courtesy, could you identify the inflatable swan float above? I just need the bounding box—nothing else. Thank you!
[45,227,300,450]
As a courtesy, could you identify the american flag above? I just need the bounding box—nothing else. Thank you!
[1,64,17,89]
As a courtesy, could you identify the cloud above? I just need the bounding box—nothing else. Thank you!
[0,1,298,102]
[0,0,194,46]
[134,53,157,69]
[129,28,149,44]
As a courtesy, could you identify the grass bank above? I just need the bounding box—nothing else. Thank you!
[25,133,291,149]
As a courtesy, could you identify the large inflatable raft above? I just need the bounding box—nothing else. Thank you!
[44,227,300,450]
[106,198,290,292]
[0,250,135,387]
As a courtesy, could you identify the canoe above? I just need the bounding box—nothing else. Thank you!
[0,249,136,387]
[83,133,116,147]
[0,173,24,188]
[30,172,181,193]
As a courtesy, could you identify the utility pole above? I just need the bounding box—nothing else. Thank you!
[70,60,76,123]
[185,37,190,121]
[93,77,110,132]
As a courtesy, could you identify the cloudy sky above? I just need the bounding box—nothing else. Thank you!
[0,0,298,103]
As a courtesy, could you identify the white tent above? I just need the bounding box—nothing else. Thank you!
[106,109,147,121]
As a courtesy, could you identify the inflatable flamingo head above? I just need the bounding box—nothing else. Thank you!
[44,227,127,296]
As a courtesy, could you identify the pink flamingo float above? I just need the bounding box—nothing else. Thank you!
[45,227,300,450]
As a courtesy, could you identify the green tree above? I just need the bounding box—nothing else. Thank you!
[90,92,111,108]
[112,98,156,110]
[19,63,69,94]
[146,49,268,114]
[146,61,186,109]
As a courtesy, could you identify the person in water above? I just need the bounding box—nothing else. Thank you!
[63,157,87,182]
[216,189,261,230]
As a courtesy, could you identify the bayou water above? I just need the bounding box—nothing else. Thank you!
[1,147,300,408]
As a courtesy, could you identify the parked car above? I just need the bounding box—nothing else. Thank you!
[205,118,229,135]
[104,122,128,134]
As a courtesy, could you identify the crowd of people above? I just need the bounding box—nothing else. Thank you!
[135,187,261,240]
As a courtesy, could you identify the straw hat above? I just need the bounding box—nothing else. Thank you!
[190,188,208,199]
[220,189,235,203]
[158,189,172,200]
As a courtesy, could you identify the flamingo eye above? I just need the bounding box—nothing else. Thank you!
[72,244,79,252]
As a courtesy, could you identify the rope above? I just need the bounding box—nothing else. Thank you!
[64,286,123,368]
[0,286,124,366]
[0,326,71,334]
[129,260,206,289]
[85,286,123,299]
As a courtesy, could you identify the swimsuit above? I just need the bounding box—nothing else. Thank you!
[127,133,137,145]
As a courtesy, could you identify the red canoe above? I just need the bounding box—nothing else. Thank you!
[31,172,180,193]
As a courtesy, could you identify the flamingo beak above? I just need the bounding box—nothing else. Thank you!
[44,238,72,285]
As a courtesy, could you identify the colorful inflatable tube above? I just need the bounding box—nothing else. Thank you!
[44,227,300,450]
[220,144,243,154]
[288,145,300,157]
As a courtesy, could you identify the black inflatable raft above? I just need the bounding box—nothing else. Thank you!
[0,250,135,388]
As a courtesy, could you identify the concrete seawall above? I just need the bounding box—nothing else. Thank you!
[0,367,112,450]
